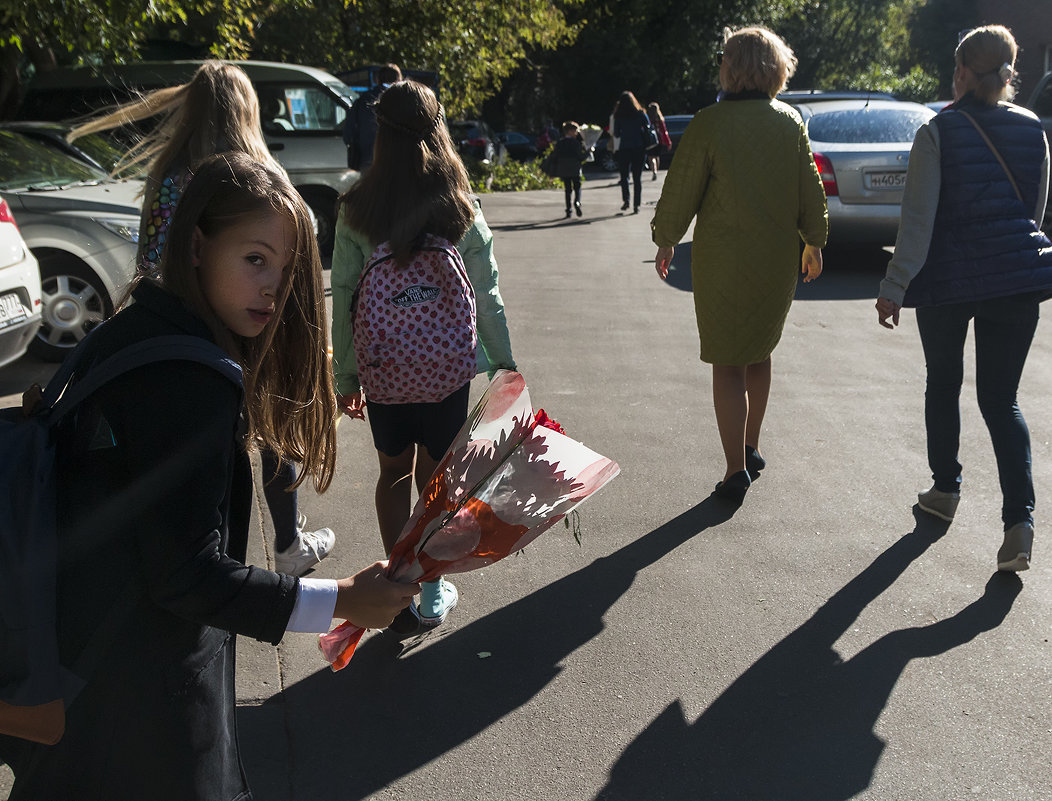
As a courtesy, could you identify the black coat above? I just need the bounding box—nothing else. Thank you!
[2,281,298,800]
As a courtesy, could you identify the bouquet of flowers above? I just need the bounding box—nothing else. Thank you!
[579,124,603,162]
[318,370,619,669]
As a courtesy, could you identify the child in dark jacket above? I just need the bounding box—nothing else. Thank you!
[554,121,588,217]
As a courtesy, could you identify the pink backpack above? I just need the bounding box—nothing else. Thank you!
[352,235,477,404]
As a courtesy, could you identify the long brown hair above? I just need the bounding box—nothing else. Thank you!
[613,91,644,119]
[339,80,474,264]
[153,152,337,492]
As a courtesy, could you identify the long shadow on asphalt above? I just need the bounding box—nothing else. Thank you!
[661,242,891,302]
[491,212,627,231]
[594,508,1022,801]
[239,496,740,799]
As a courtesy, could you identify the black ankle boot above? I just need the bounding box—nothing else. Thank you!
[713,470,751,504]
[745,446,766,481]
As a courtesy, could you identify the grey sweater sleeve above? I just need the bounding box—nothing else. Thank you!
[879,121,941,305]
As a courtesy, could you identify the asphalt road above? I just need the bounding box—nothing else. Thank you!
[3,174,1050,800]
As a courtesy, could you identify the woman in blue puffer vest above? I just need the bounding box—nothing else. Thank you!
[876,25,1052,572]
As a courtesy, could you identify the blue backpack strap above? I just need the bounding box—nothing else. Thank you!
[47,335,243,424]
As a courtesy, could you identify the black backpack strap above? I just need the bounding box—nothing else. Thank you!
[47,335,243,424]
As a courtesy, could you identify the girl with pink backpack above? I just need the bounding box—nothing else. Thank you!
[330,80,517,634]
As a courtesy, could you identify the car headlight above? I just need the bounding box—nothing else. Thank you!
[96,218,140,244]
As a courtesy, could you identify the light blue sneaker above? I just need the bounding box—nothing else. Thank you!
[413,579,458,627]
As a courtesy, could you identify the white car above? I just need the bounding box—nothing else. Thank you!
[0,128,141,361]
[0,197,42,368]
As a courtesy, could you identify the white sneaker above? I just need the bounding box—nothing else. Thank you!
[275,520,335,577]
[412,579,458,627]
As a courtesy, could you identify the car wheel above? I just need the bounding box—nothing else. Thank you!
[301,190,337,258]
[599,150,618,172]
[31,255,112,362]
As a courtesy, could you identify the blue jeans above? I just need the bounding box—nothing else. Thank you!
[617,147,645,208]
[915,294,1040,527]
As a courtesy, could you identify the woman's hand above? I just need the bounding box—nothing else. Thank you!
[876,297,901,329]
[655,246,675,280]
[333,561,419,629]
[801,245,823,282]
[337,390,365,420]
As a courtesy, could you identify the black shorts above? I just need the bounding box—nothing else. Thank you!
[366,382,471,460]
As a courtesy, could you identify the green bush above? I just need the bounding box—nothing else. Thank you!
[465,152,561,193]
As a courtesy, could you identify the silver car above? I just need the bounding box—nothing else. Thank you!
[788,98,936,247]
[0,128,141,361]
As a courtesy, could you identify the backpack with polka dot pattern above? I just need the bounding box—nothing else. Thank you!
[351,235,477,404]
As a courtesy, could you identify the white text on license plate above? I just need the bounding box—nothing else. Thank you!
[0,291,28,330]
[867,171,907,189]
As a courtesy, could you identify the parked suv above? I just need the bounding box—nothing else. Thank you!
[19,60,359,253]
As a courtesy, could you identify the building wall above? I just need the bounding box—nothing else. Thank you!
[976,0,1052,103]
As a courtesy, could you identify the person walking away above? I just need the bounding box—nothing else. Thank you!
[344,63,402,170]
[554,121,588,217]
[611,91,651,213]
[0,154,417,799]
[646,101,672,178]
[69,60,336,576]
[651,26,828,504]
[330,81,517,633]
[876,25,1052,572]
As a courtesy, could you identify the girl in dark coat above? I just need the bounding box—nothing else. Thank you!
[611,90,652,213]
[0,153,416,799]
[553,120,588,217]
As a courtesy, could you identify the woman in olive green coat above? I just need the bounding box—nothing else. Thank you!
[652,26,828,503]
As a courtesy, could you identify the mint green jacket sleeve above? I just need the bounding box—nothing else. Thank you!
[460,199,516,376]
[330,205,370,396]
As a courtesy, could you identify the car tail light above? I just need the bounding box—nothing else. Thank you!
[0,199,18,229]
[813,153,838,197]
[465,138,487,147]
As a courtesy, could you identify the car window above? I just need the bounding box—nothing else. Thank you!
[68,132,125,174]
[807,108,933,144]
[665,117,692,134]
[503,132,529,145]
[0,130,106,190]
[258,84,347,134]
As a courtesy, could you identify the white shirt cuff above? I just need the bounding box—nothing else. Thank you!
[286,578,339,633]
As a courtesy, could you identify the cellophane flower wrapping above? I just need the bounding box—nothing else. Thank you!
[318,370,619,669]
[579,124,602,161]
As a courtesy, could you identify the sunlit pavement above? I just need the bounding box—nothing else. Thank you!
[3,172,1050,799]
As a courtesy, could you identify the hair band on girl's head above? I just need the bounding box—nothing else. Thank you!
[375,110,442,140]
[998,63,1015,84]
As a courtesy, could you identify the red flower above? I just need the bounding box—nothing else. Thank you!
[534,408,565,435]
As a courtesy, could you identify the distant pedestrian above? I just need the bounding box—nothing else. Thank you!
[554,120,588,217]
[0,153,416,799]
[610,91,653,213]
[876,25,1052,571]
[344,63,402,170]
[330,81,517,634]
[69,60,336,575]
[651,26,828,504]
[646,101,672,178]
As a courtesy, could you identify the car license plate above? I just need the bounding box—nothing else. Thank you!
[867,171,907,190]
[0,291,28,330]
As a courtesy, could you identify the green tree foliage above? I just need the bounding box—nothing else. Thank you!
[0,0,283,116]
[253,0,582,119]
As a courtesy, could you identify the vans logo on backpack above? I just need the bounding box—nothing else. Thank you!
[391,285,441,307]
